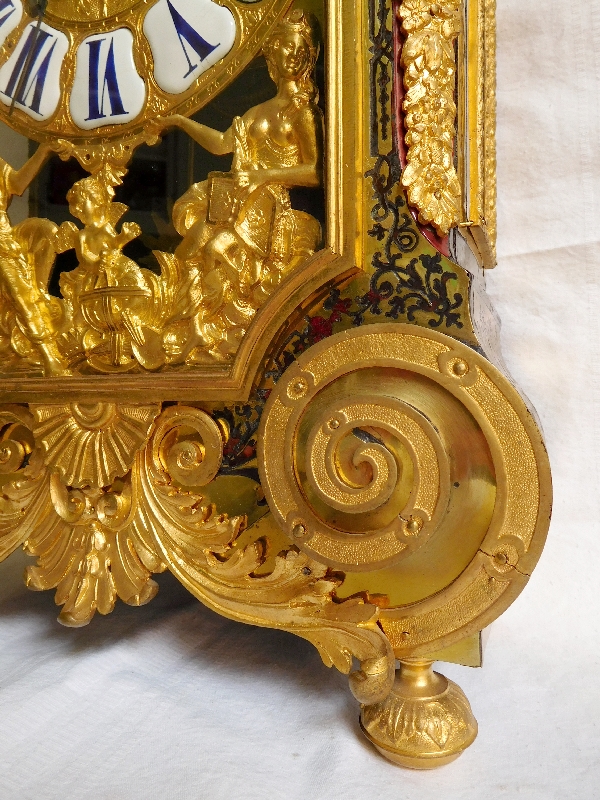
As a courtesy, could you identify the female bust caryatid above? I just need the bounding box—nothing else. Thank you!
[151,9,323,363]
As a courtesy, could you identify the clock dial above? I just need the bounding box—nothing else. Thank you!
[0,0,292,144]
[0,0,23,50]
[0,1,326,385]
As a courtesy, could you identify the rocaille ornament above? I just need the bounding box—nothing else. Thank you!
[0,0,551,771]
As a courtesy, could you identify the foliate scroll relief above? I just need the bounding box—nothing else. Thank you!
[398,0,461,235]
[0,10,323,377]
[0,400,395,703]
[1,403,240,626]
[261,323,551,661]
[32,402,161,489]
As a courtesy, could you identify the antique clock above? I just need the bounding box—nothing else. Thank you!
[0,0,552,770]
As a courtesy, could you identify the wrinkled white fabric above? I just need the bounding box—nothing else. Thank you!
[1,1,600,797]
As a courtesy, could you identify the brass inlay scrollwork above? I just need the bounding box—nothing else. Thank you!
[0,0,549,773]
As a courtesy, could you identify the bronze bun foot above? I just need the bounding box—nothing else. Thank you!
[360,659,478,769]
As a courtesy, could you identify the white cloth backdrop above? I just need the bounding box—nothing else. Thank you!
[1,2,599,797]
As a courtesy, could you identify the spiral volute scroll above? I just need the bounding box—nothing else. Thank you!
[259,334,451,572]
[0,406,34,475]
[150,405,227,488]
[259,323,552,660]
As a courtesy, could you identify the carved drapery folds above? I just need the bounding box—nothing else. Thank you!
[398,0,461,235]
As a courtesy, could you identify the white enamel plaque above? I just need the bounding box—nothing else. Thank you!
[143,0,236,95]
[0,0,22,51]
[70,28,146,130]
[0,21,68,120]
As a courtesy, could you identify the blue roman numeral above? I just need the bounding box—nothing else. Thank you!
[166,0,219,78]
[3,27,55,115]
[0,0,16,28]
[86,37,127,121]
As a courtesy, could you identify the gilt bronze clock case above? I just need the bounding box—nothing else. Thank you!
[0,0,551,769]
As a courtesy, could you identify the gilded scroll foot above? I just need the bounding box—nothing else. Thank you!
[359,659,477,769]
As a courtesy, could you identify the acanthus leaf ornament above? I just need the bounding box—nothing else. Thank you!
[360,659,478,768]
[7,403,239,626]
[0,400,397,702]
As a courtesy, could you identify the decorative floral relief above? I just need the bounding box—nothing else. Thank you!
[397,0,462,235]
